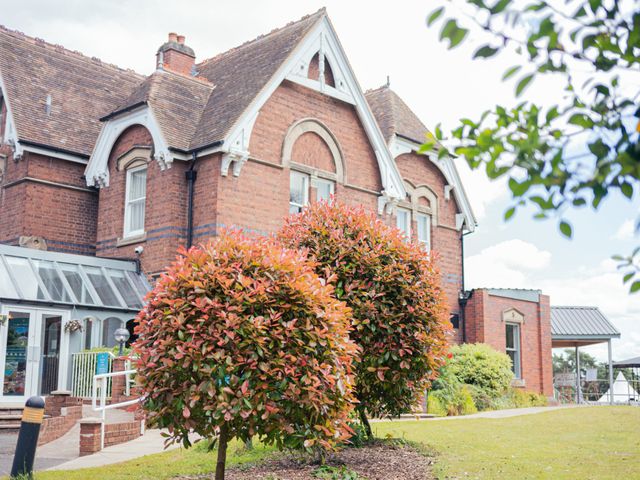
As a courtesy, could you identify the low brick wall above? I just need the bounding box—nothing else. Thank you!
[79,419,143,456]
[38,405,83,445]
[104,420,142,448]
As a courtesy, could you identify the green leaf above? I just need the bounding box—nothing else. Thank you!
[491,0,512,13]
[502,65,521,81]
[630,281,640,294]
[568,113,594,128]
[515,74,534,97]
[623,272,634,284]
[504,206,516,220]
[620,182,633,199]
[427,7,445,27]
[559,221,572,238]
[473,45,500,59]
[449,26,469,49]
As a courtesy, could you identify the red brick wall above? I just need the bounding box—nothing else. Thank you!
[395,152,463,341]
[162,49,195,76]
[96,125,189,275]
[0,150,98,254]
[38,405,83,446]
[463,290,553,396]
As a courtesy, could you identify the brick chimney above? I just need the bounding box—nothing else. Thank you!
[156,32,196,76]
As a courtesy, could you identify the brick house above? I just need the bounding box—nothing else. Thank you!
[0,9,557,402]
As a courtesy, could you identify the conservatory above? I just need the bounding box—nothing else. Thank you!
[0,243,149,404]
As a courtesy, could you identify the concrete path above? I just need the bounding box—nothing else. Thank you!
[47,429,185,471]
[370,405,580,423]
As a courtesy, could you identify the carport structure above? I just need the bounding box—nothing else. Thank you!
[551,306,621,404]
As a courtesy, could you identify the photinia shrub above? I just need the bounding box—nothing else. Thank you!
[133,231,357,479]
[278,201,450,437]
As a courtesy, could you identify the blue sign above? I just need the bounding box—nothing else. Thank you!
[96,353,110,375]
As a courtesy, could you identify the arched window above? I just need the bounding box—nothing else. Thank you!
[102,317,123,348]
[118,147,151,239]
[125,319,138,347]
[283,119,344,212]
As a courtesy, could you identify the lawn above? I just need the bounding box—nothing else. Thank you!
[374,406,640,479]
[19,406,640,479]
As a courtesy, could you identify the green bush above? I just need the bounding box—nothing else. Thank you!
[430,383,477,416]
[447,344,514,397]
[510,389,548,408]
[426,393,447,416]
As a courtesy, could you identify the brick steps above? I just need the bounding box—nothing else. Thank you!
[0,408,23,433]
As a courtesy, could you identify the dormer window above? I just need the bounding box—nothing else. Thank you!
[289,170,309,213]
[416,213,431,251]
[124,164,147,238]
[396,207,411,239]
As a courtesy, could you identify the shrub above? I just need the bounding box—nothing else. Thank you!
[510,389,548,408]
[134,231,357,480]
[447,343,514,397]
[431,384,477,416]
[426,393,447,416]
[278,201,450,437]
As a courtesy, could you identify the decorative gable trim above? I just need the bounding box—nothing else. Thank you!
[0,71,23,161]
[220,15,406,205]
[502,308,525,324]
[389,134,477,232]
[84,105,172,187]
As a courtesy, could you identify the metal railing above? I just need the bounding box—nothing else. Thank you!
[92,368,143,450]
[71,351,115,398]
[554,378,640,405]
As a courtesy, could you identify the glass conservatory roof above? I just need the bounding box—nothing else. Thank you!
[0,244,150,312]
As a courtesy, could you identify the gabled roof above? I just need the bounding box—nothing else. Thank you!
[190,9,324,150]
[105,71,214,152]
[366,85,477,231]
[0,25,142,157]
[365,85,432,144]
[551,306,620,338]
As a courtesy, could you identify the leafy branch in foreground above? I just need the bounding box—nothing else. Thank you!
[424,0,640,292]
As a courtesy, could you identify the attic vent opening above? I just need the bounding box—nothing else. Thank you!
[45,94,52,116]
[308,52,335,88]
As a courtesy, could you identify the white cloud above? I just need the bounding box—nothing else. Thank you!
[611,218,637,241]
[465,239,551,289]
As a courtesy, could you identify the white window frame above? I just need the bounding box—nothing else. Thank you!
[506,322,522,379]
[315,177,335,202]
[123,164,147,238]
[289,170,309,213]
[396,207,411,239]
[416,213,431,251]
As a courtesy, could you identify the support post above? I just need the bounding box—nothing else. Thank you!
[10,396,45,479]
[608,339,614,405]
[575,345,581,404]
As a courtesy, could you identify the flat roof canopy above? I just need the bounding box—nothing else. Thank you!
[614,356,640,368]
[0,244,149,312]
[551,306,620,347]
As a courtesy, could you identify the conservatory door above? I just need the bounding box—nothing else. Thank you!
[0,306,69,403]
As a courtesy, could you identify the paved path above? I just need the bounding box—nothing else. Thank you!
[371,405,581,423]
[47,429,187,471]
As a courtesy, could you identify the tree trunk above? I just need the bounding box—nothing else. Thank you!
[357,405,373,441]
[215,423,229,480]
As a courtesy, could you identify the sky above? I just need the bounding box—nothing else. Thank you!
[2,0,638,361]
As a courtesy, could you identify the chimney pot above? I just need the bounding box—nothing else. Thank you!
[168,32,178,43]
[177,35,185,45]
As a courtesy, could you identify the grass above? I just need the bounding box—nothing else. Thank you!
[373,406,640,479]
[10,406,639,479]
[18,439,277,480]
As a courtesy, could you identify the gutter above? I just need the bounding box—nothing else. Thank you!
[19,139,90,160]
[99,101,148,122]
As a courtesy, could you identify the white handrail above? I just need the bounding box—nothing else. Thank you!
[92,369,143,449]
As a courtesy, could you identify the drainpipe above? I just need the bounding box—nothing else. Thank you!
[458,229,474,343]
[186,151,198,249]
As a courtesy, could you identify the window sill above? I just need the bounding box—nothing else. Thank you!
[511,378,526,388]
[117,233,147,247]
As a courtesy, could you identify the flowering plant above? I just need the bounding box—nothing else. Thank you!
[64,319,84,333]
